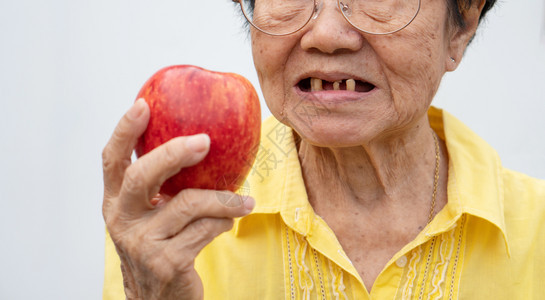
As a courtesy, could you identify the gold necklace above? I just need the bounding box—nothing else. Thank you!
[428,132,440,224]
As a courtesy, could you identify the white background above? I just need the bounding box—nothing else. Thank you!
[0,0,543,299]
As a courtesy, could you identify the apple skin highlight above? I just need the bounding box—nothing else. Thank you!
[135,65,261,197]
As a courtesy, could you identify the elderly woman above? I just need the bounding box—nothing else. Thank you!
[102,0,545,299]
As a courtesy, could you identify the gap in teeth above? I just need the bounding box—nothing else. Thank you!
[310,78,356,91]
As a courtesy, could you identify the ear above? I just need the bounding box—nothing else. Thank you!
[446,0,486,71]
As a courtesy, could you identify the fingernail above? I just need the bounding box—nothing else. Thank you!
[216,191,243,207]
[243,196,255,212]
[185,134,210,153]
[128,98,146,120]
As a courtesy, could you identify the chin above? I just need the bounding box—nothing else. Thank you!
[287,115,378,148]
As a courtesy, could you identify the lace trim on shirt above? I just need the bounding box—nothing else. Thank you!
[429,224,457,299]
[328,259,348,299]
[282,223,349,299]
[294,231,314,299]
[398,215,467,300]
[402,245,423,299]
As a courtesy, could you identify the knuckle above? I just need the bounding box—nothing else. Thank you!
[183,218,234,253]
[102,143,131,177]
[101,145,115,171]
[123,164,146,195]
[162,140,180,165]
[188,218,232,240]
[112,121,131,143]
[171,190,200,220]
[189,218,211,237]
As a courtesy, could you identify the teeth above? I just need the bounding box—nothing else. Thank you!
[309,78,357,91]
[346,79,356,91]
[311,78,323,91]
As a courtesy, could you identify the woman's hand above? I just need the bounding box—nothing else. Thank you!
[102,99,254,300]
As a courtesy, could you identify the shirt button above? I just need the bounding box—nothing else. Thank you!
[396,255,408,268]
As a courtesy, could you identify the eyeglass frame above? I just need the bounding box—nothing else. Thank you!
[232,0,422,36]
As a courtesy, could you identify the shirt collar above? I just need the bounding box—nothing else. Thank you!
[428,107,510,255]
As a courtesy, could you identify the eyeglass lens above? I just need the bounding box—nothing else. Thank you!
[240,0,420,35]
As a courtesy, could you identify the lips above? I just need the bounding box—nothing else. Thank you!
[298,77,375,93]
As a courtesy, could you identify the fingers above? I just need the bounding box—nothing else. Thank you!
[118,134,211,215]
[103,99,150,198]
[167,217,235,259]
[149,189,255,239]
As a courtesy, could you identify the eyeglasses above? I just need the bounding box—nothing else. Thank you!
[233,0,421,36]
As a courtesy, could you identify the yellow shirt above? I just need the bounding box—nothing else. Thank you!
[103,107,545,299]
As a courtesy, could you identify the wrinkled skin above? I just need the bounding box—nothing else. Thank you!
[253,0,482,146]
[102,99,254,299]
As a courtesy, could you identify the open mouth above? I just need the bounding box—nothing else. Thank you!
[298,78,375,93]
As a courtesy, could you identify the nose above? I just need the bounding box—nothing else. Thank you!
[300,0,364,54]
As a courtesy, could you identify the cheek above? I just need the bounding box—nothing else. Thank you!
[376,17,449,115]
[252,32,299,120]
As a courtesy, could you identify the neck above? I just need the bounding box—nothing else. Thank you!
[297,119,444,213]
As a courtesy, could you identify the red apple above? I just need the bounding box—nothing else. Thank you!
[135,65,261,197]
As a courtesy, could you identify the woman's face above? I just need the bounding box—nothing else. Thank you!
[251,0,478,147]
